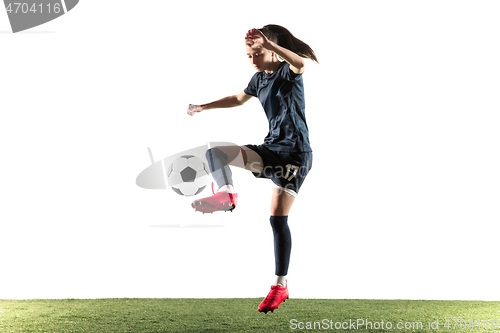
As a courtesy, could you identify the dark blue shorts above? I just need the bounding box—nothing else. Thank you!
[244,144,313,197]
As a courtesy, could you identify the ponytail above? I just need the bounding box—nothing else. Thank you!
[259,24,319,63]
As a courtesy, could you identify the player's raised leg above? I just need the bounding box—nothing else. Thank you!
[191,145,263,213]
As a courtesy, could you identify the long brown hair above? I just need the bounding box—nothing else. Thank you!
[259,24,319,63]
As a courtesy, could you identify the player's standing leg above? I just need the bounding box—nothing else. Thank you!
[258,188,295,313]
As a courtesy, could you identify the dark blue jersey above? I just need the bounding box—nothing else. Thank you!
[244,62,312,153]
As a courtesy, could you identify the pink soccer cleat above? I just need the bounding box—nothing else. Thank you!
[258,282,289,314]
[191,185,238,214]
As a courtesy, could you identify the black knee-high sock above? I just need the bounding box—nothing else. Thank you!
[205,148,233,188]
[270,215,291,276]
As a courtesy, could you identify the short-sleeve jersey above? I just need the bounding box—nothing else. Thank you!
[244,61,312,153]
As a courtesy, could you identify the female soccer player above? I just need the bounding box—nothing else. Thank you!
[187,24,317,313]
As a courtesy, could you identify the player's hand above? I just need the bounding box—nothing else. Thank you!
[187,104,201,116]
[245,28,270,49]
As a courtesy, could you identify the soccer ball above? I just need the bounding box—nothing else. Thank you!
[167,155,209,196]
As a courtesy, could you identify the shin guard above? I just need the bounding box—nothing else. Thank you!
[206,148,233,189]
[270,215,291,276]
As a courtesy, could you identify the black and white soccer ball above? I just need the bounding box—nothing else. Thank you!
[167,155,209,196]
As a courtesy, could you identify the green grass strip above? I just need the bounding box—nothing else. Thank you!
[1,298,499,332]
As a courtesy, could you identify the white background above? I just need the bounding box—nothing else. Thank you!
[1,0,499,301]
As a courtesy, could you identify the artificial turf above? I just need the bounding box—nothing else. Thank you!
[1,298,499,332]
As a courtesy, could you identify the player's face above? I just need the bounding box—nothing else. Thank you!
[246,46,273,72]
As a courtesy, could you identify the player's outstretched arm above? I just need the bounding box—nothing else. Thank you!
[187,91,252,116]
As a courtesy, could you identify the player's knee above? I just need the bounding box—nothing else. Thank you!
[206,147,229,164]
